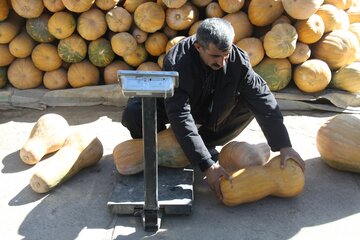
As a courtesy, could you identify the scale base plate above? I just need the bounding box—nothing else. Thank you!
[108,167,194,216]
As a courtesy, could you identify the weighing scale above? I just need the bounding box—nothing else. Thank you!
[107,70,194,232]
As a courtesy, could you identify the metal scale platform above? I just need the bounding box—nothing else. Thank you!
[107,70,194,231]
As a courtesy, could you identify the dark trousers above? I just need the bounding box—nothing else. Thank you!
[121,97,254,148]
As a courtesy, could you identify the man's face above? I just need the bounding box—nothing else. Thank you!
[195,42,231,71]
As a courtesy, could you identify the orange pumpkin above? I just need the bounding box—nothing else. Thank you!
[105,6,132,33]
[0,0,9,21]
[9,31,35,58]
[236,37,264,67]
[132,27,148,43]
[123,0,151,13]
[123,44,148,67]
[282,0,324,20]
[331,62,360,93]
[111,32,137,57]
[218,0,245,14]
[162,0,187,8]
[288,42,311,65]
[248,0,284,27]
[263,23,298,59]
[31,43,63,71]
[137,61,161,71]
[294,59,331,93]
[67,60,99,88]
[43,67,69,90]
[223,11,253,43]
[317,4,350,33]
[48,11,76,40]
[166,3,199,31]
[104,60,132,85]
[312,29,359,70]
[145,32,168,57]
[62,0,95,13]
[134,2,165,33]
[77,8,107,41]
[95,0,119,10]
[192,0,212,7]
[165,35,186,53]
[11,0,44,18]
[295,14,325,44]
[205,2,225,18]
[43,0,65,12]
[0,12,23,44]
[0,44,15,67]
[8,58,43,89]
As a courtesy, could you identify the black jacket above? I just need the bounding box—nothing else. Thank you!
[163,35,291,171]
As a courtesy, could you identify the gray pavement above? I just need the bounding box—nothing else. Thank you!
[1,105,360,240]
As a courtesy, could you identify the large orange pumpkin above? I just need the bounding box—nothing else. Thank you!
[8,58,43,89]
[295,14,325,44]
[248,0,284,27]
[288,42,311,65]
[43,67,69,90]
[62,0,95,13]
[236,37,264,67]
[162,0,187,8]
[331,62,360,93]
[43,0,65,12]
[95,0,120,10]
[104,60,132,85]
[0,0,9,21]
[312,29,359,70]
[123,44,148,67]
[205,2,225,18]
[145,32,168,57]
[0,43,15,67]
[316,114,360,173]
[111,32,137,57]
[134,2,165,33]
[77,8,107,41]
[31,43,63,71]
[9,30,35,58]
[166,3,199,31]
[263,23,298,59]
[223,11,253,43]
[48,11,76,40]
[11,0,44,18]
[218,0,245,14]
[67,60,99,88]
[137,61,161,71]
[106,6,132,33]
[282,0,324,20]
[0,12,23,44]
[293,59,331,93]
[316,4,350,33]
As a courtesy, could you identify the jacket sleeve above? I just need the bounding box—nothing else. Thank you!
[162,49,215,172]
[239,65,292,151]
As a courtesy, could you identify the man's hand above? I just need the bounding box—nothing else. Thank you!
[280,147,305,172]
[204,163,230,200]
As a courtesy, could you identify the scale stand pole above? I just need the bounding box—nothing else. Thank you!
[142,97,161,231]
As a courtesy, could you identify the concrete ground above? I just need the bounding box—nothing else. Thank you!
[1,105,359,240]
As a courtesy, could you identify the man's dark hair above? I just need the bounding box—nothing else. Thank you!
[196,18,235,51]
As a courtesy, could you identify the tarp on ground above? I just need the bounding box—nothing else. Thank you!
[1,85,359,113]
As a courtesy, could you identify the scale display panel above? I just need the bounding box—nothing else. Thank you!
[117,70,179,98]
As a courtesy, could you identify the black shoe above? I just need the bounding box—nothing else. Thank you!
[208,148,219,162]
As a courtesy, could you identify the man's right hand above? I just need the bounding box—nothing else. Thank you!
[204,163,231,200]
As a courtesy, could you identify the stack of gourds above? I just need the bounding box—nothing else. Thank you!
[0,0,359,94]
